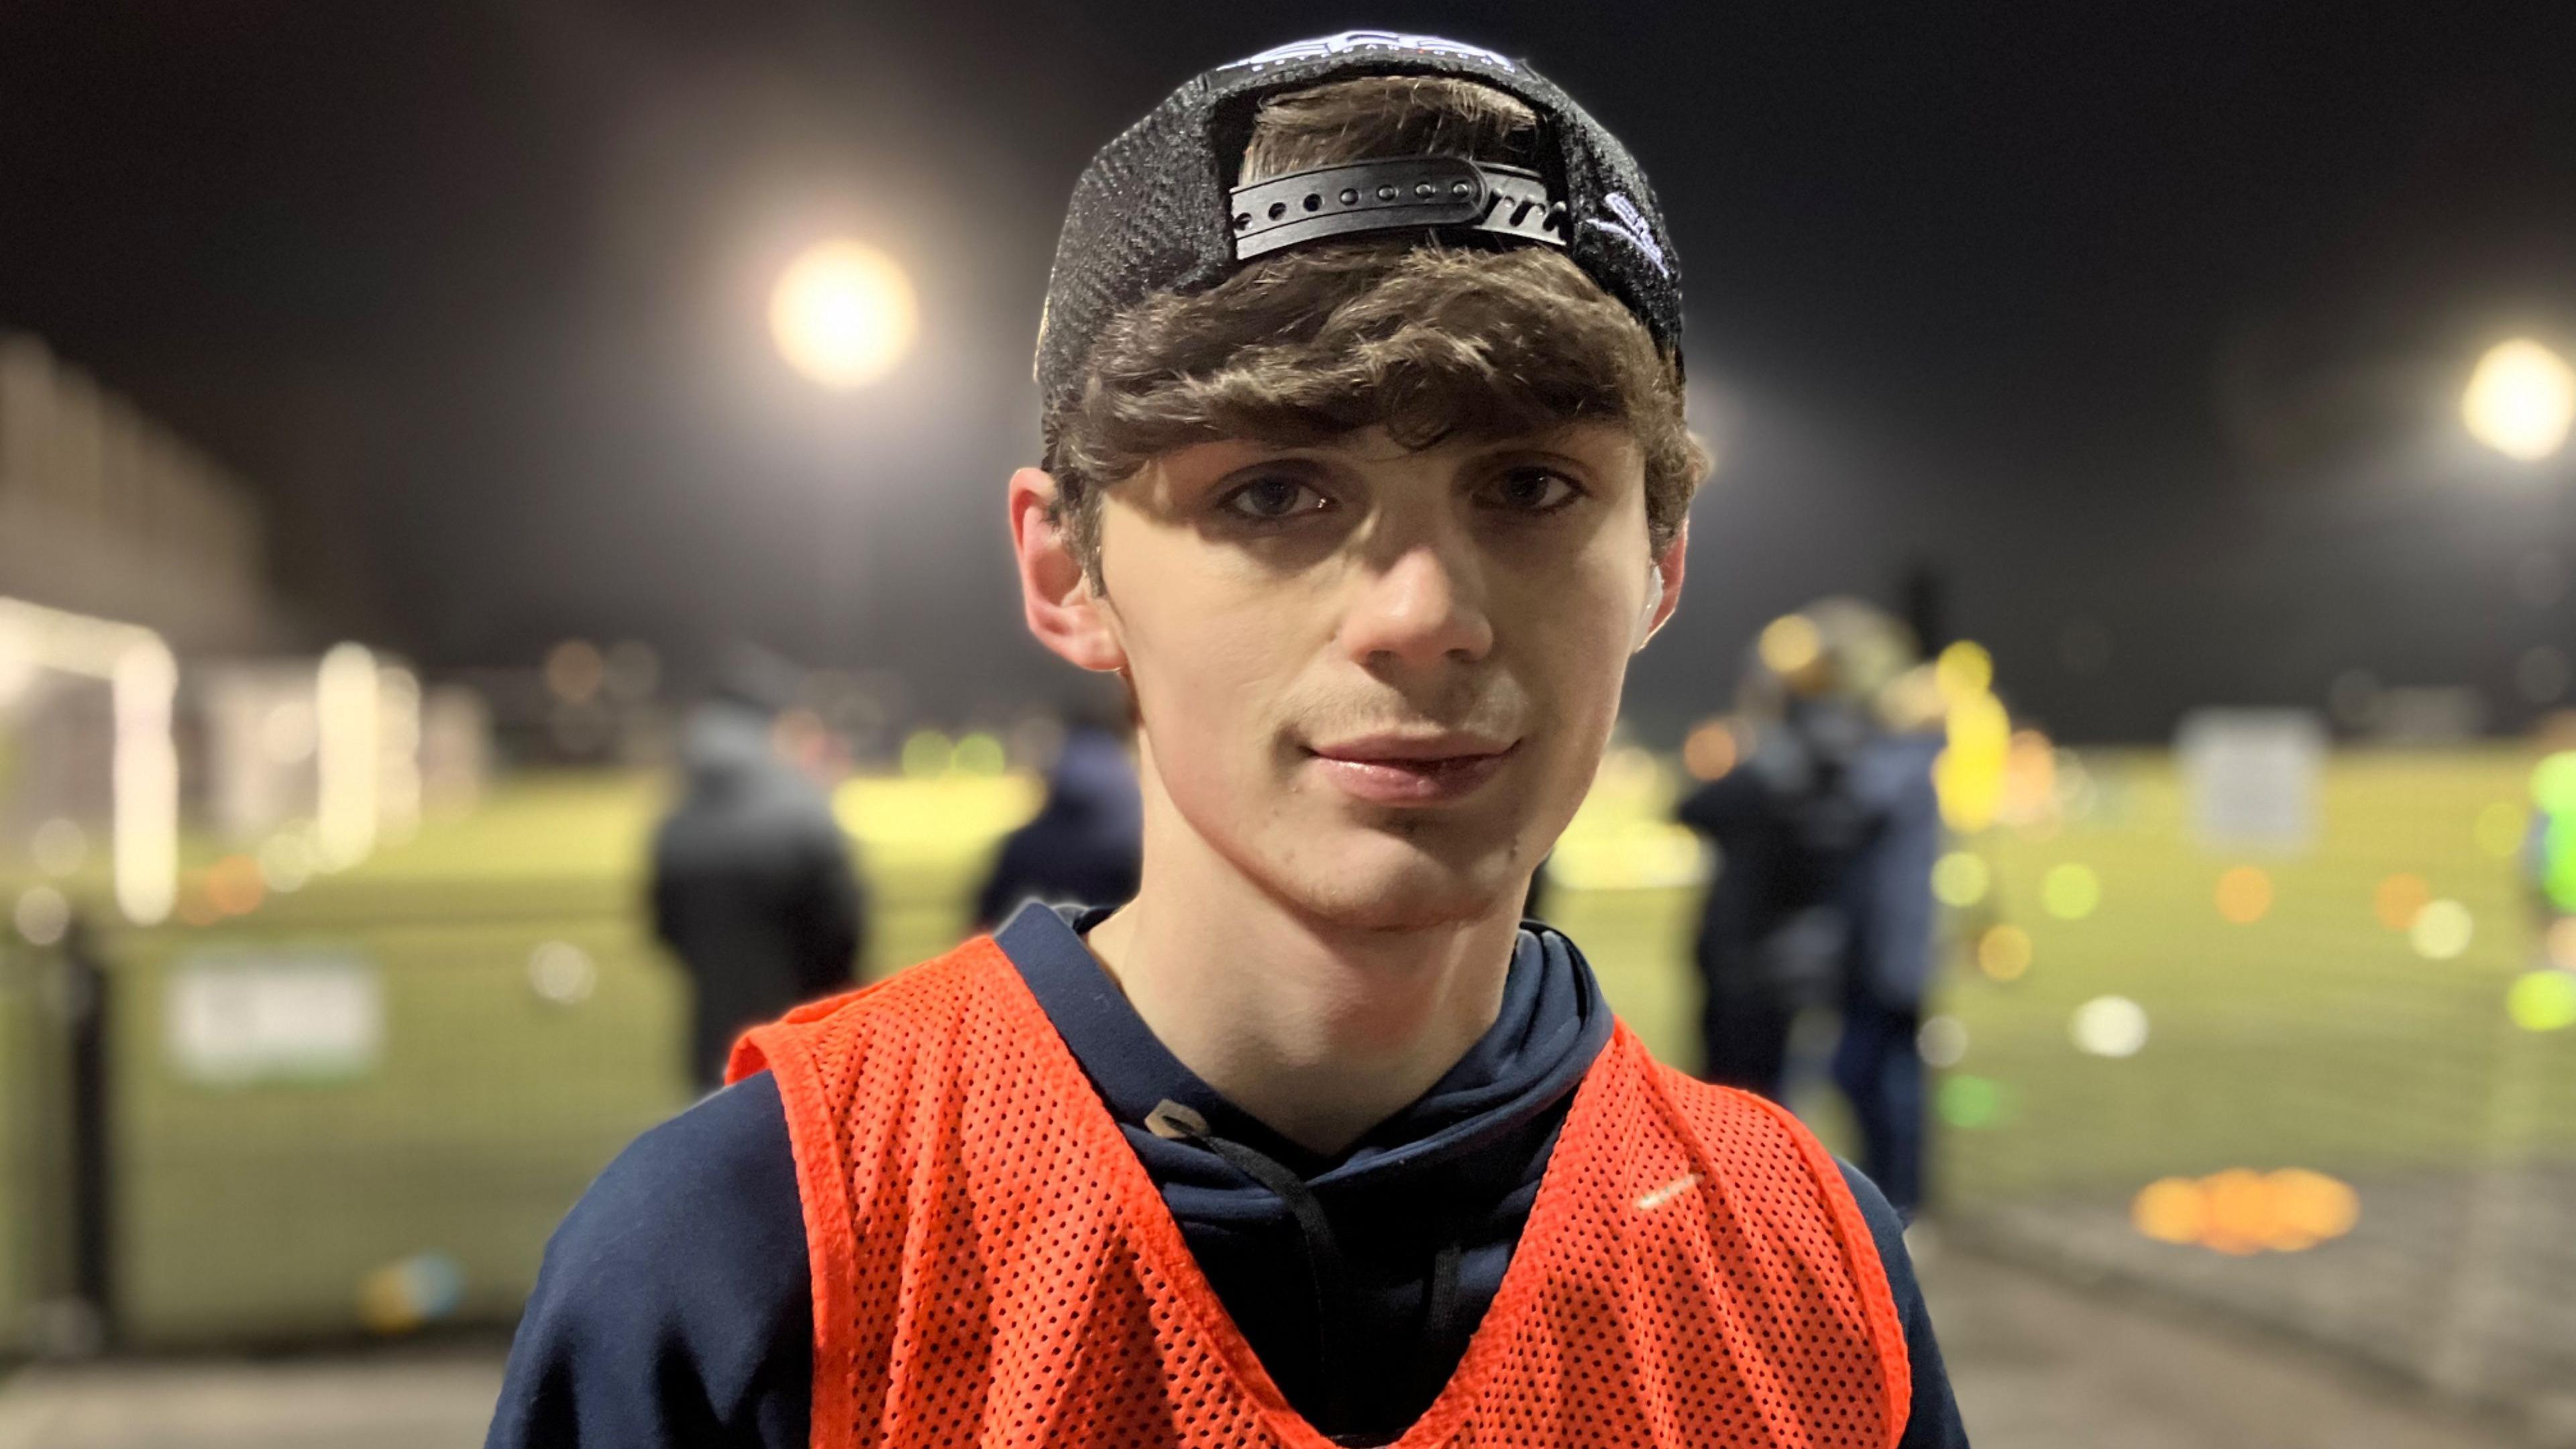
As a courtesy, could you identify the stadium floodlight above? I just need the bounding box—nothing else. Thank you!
[2462,338,2575,462]
[769,239,918,390]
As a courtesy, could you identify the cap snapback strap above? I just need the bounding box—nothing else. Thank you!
[1228,156,1566,262]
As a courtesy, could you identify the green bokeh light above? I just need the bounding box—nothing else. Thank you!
[2508,971,2576,1033]
[2041,863,2103,920]
[1939,1074,2008,1129]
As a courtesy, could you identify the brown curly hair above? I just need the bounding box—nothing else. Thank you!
[1041,76,1705,582]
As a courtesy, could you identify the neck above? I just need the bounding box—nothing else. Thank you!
[1081,756,1524,1158]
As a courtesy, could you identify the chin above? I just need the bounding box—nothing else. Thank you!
[1267,826,1523,932]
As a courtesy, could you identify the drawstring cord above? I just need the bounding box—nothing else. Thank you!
[1168,1124,1356,1431]
[1151,1101,1470,1442]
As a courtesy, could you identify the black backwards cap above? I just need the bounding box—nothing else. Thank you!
[1034,31,1684,421]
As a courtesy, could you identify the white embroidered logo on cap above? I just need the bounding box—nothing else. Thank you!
[1585,193,1669,278]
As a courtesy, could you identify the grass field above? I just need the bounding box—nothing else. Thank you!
[3,745,2565,1350]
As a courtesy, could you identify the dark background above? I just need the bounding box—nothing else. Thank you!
[4,1,2573,742]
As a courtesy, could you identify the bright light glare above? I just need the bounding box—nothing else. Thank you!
[2409,899,2474,961]
[112,638,178,926]
[2462,339,2575,462]
[2070,995,2149,1057]
[316,643,380,871]
[769,240,918,390]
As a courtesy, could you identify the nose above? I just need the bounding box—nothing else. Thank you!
[1337,541,1495,672]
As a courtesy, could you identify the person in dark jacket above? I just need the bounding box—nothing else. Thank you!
[971,716,1142,930]
[1678,598,1945,1215]
[651,697,864,1089]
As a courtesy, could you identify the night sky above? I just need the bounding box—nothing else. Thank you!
[4,2,2573,741]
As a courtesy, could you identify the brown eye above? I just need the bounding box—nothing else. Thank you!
[1486,467,1580,513]
[1220,474,1328,523]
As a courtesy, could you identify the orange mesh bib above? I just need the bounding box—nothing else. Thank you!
[731,937,1910,1448]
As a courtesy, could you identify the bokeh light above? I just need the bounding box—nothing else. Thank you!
[1917,1014,1970,1067]
[527,941,598,1006]
[900,729,952,779]
[543,639,605,704]
[952,732,1007,776]
[2472,802,2526,860]
[2508,971,2576,1032]
[259,834,318,894]
[356,1252,466,1336]
[769,239,918,390]
[1756,614,1821,675]
[2133,1177,2207,1244]
[2462,337,2576,462]
[2409,899,2474,961]
[204,853,266,916]
[2214,865,2273,924]
[2538,751,2576,815]
[2070,995,2150,1057]
[2371,873,2430,932]
[2549,917,2576,971]
[1930,850,1991,908]
[13,885,69,947]
[1682,716,1741,781]
[2041,862,2101,920]
[1938,1074,2006,1128]
[1976,923,2033,981]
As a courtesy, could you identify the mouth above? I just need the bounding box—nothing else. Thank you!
[1301,734,1521,806]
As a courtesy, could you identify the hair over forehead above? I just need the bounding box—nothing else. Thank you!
[1042,75,1705,578]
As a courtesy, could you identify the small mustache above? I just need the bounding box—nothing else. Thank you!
[1279,678,1533,747]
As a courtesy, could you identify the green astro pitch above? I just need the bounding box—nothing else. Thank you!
[1919,747,2576,1410]
[1931,747,2567,1199]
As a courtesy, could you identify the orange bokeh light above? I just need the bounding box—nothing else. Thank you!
[204,854,266,917]
[1976,924,2033,981]
[2215,866,2273,924]
[2131,1168,2359,1255]
[2372,873,2430,932]
[1682,718,1741,782]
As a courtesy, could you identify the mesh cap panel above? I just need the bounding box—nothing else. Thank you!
[1035,32,1684,420]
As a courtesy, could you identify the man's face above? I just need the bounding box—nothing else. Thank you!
[1077,421,1682,930]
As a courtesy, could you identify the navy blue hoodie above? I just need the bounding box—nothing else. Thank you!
[487,902,1967,1446]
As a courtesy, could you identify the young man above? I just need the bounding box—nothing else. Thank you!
[490,32,1968,1448]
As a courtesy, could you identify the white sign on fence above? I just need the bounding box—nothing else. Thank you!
[2174,708,2326,853]
[164,952,384,1084]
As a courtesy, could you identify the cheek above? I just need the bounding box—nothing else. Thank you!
[1507,569,1639,720]
[1114,566,1303,787]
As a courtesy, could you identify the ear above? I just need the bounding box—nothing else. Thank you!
[1010,468,1128,673]
[1633,520,1689,653]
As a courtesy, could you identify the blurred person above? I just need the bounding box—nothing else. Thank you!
[1677,599,1944,1216]
[492,36,1964,1449]
[650,692,865,1091]
[969,705,1143,929]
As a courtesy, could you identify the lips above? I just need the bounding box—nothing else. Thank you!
[1303,735,1520,806]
